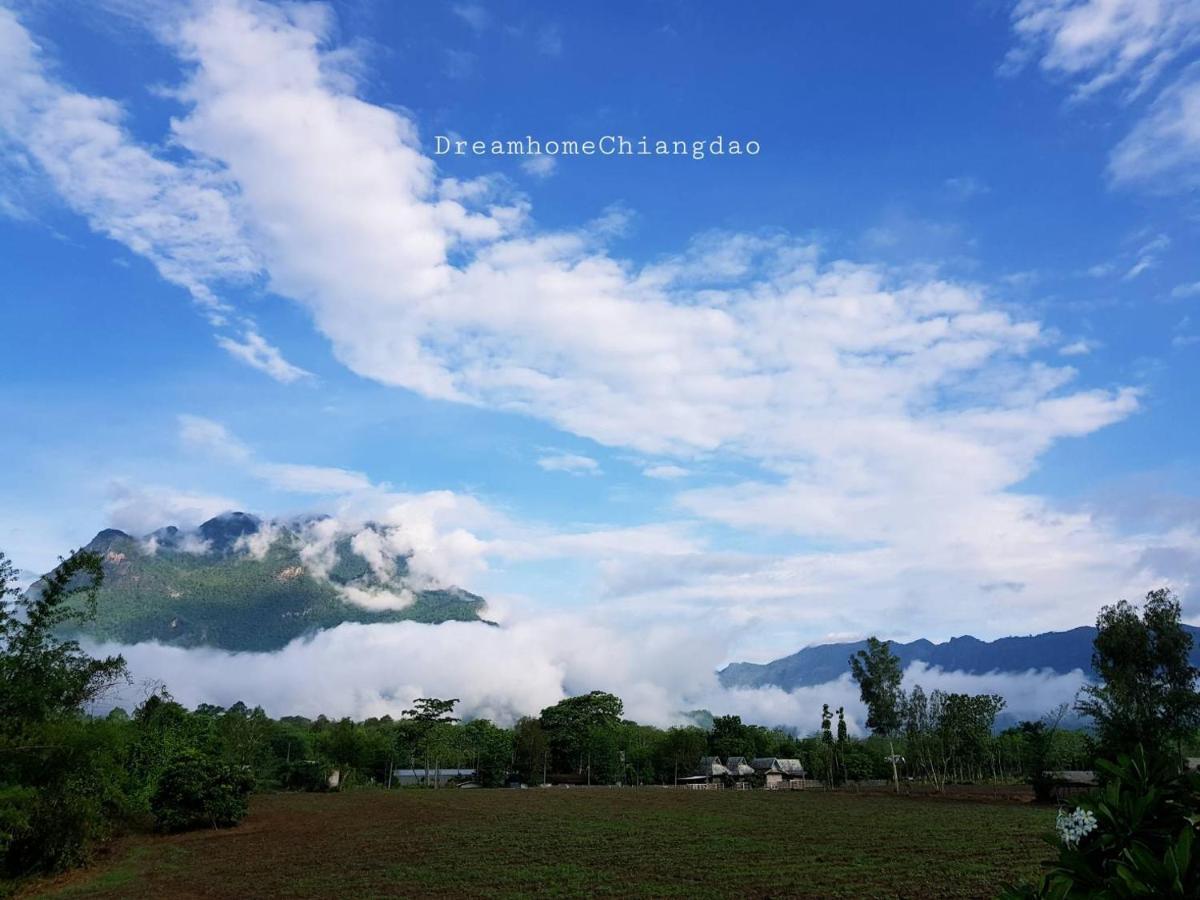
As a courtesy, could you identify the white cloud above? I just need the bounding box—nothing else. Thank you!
[537,452,600,475]
[216,330,313,383]
[179,414,371,495]
[451,3,489,33]
[1009,0,1200,99]
[104,480,239,536]
[943,175,988,199]
[1109,66,1200,189]
[536,24,563,57]
[90,619,1090,731]
[520,154,557,179]
[1008,2,1200,192]
[643,464,690,480]
[0,6,257,313]
[1059,338,1099,356]
[1171,280,1200,298]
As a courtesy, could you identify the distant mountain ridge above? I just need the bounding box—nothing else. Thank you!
[44,512,487,652]
[718,625,1200,690]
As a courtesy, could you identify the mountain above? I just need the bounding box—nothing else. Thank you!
[44,513,487,652]
[718,626,1200,690]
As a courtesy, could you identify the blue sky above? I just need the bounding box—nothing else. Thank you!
[2,0,1199,687]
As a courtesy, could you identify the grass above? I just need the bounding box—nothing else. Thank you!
[24,788,1055,899]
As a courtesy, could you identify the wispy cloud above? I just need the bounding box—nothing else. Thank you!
[520,154,557,179]
[537,452,600,475]
[643,464,690,480]
[216,330,312,383]
[1008,1,1200,192]
[451,3,489,34]
[179,415,371,495]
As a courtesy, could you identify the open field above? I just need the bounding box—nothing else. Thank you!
[25,788,1055,899]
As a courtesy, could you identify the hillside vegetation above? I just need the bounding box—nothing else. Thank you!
[47,515,486,651]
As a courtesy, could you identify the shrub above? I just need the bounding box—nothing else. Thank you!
[0,786,35,873]
[278,759,329,792]
[149,750,253,833]
[1004,746,1200,898]
[0,779,115,877]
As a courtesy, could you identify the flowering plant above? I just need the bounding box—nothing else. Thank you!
[1054,808,1098,849]
[1003,746,1200,898]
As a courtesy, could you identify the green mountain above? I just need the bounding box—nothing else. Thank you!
[47,512,487,651]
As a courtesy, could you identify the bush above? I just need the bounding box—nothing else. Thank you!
[0,786,35,873]
[149,750,253,833]
[0,779,115,877]
[1004,746,1200,898]
[277,759,329,792]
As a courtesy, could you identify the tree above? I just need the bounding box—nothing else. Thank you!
[820,704,834,787]
[849,636,904,792]
[512,716,549,785]
[659,726,707,786]
[0,551,127,725]
[149,749,252,833]
[0,551,134,875]
[539,691,623,780]
[400,698,459,787]
[1076,588,1200,761]
[709,715,754,760]
[460,719,512,787]
[836,706,849,785]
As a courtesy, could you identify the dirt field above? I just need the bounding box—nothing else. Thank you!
[26,788,1055,899]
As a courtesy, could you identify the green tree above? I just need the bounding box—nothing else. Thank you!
[836,706,848,785]
[460,719,512,787]
[708,714,754,760]
[849,636,904,792]
[1076,588,1200,761]
[539,691,623,780]
[820,704,834,786]
[658,726,707,785]
[512,716,549,784]
[0,551,132,875]
[0,551,126,725]
[401,698,460,786]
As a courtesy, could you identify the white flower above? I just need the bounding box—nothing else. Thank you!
[1056,808,1098,848]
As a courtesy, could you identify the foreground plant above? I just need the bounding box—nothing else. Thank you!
[1004,746,1200,898]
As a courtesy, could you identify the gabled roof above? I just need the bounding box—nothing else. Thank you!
[776,758,806,776]
[697,756,730,777]
[750,757,805,776]
[725,756,755,776]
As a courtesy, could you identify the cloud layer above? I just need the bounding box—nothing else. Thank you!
[93,620,1091,732]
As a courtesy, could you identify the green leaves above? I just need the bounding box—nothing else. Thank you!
[1077,589,1200,760]
[1006,746,1200,898]
[849,637,903,738]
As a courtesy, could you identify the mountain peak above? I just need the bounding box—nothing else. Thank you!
[85,528,134,553]
[197,512,261,555]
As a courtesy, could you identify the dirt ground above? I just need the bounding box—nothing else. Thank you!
[24,787,1055,899]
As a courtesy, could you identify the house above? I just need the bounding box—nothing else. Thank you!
[392,767,477,787]
[696,756,730,782]
[725,756,755,781]
[750,757,786,788]
[751,757,808,789]
[676,756,730,789]
[1044,769,1098,802]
